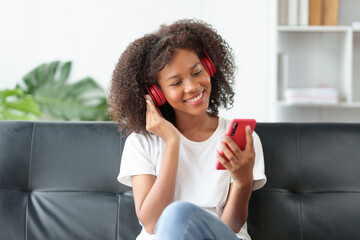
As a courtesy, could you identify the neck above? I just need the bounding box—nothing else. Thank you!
[174,112,218,141]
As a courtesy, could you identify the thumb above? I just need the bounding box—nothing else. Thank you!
[245,125,254,149]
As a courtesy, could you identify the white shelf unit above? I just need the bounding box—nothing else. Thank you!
[275,25,360,122]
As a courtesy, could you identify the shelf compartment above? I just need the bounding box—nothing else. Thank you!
[277,30,352,102]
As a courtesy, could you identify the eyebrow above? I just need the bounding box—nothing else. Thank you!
[166,63,200,81]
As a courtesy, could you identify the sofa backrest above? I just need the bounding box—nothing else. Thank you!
[249,123,360,240]
[1,122,360,240]
[0,121,141,240]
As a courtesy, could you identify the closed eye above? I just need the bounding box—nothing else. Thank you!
[170,81,181,87]
[193,70,202,77]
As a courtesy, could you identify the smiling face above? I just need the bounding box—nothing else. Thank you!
[157,48,212,119]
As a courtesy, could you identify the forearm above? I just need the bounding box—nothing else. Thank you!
[220,181,253,233]
[137,139,180,233]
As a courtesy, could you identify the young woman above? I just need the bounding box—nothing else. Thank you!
[109,19,266,240]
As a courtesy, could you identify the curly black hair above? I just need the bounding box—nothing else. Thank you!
[109,19,236,134]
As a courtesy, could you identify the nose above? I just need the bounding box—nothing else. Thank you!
[184,78,201,93]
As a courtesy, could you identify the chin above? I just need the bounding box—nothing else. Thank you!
[187,104,209,115]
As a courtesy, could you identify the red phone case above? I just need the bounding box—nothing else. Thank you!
[216,119,256,170]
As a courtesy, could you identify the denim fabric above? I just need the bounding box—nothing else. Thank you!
[154,201,241,240]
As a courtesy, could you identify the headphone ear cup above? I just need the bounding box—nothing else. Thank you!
[201,50,216,77]
[146,84,166,106]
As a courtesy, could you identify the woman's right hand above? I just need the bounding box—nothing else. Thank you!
[145,95,180,144]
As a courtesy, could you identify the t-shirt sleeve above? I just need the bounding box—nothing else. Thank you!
[252,131,267,191]
[117,133,156,187]
[230,131,267,191]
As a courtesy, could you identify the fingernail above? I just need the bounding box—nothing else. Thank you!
[246,125,251,132]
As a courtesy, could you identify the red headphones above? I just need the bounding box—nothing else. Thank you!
[146,49,216,106]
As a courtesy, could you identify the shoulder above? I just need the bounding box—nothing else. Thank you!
[118,132,161,186]
[125,131,160,147]
[124,131,165,158]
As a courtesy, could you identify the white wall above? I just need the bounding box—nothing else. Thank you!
[0,0,275,122]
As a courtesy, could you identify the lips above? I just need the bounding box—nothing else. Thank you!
[184,90,204,103]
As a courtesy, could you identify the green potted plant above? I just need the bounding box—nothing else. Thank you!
[19,61,110,121]
[0,87,41,120]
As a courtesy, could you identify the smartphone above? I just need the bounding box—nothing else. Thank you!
[216,119,256,170]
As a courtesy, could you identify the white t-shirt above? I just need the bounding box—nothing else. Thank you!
[118,117,266,240]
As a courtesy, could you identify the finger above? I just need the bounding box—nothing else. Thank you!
[223,134,242,157]
[145,95,156,111]
[245,125,254,150]
[145,98,157,123]
[219,141,237,163]
[145,100,153,117]
[145,95,163,116]
[145,100,152,128]
[144,94,152,101]
[216,151,231,169]
[146,100,153,109]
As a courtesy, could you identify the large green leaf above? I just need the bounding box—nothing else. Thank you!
[0,88,23,98]
[21,61,109,121]
[0,88,41,120]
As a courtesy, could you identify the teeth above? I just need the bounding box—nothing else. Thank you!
[186,92,203,103]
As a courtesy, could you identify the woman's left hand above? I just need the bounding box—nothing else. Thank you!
[216,126,255,187]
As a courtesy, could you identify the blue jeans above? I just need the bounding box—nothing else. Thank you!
[154,201,241,240]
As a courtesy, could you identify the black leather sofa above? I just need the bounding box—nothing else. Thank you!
[1,121,359,240]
